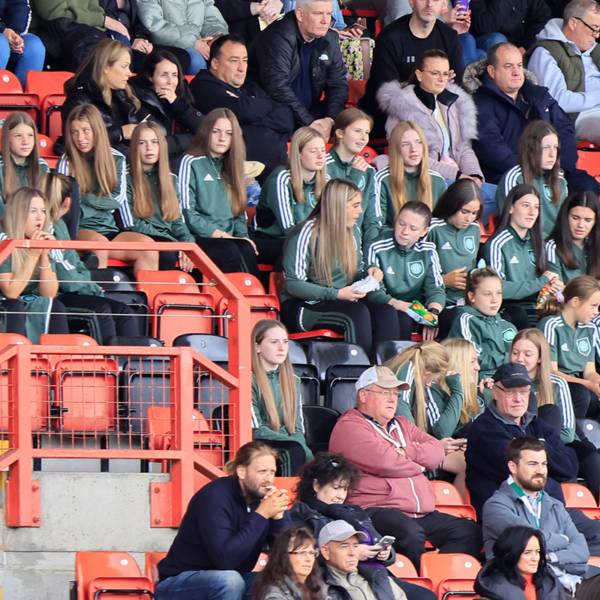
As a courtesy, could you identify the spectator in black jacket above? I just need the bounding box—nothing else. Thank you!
[0,0,45,87]
[249,0,348,141]
[215,0,282,43]
[470,0,552,51]
[360,0,464,137]
[192,34,294,169]
[156,441,291,600]
[131,49,203,163]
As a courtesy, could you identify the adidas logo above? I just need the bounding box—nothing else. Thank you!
[386,266,395,275]
[204,174,214,181]
[561,343,570,351]
[441,242,452,250]
[509,256,519,264]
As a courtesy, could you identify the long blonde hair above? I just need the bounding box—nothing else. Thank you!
[441,338,480,424]
[511,329,554,407]
[289,127,326,204]
[252,320,298,433]
[385,341,450,432]
[43,172,73,224]
[73,38,140,110]
[186,108,246,216]
[310,179,360,286]
[388,121,433,216]
[64,104,117,195]
[4,187,50,273]
[1,112,44,197]
[129,121,180,221]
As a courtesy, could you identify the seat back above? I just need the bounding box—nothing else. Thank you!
[90,268,137,293]
[136,270,200,306]
[39,333,98,346]
[431,481,467,506]
[375,340,416,365]
[387,555,434,591]
[173,333,229,363]
[41,93,66,140]
[226,272,265,295]
[218,294,279,337]
[301,405,340,454]
[561,482,598,508]
[578,418,600,449]
[577,148,600,181]
[273,476,299,505]
[293,364,320,406]
[324,364,371,412]
[25,70,72,97]
[420,553,481,594]
[144,551,167,586]
[307,341,370,383]
[153,292,215,344]
[288,339,307,364]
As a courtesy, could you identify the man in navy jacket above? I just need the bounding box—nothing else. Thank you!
[466,42,599,192]
[156,441,291,600]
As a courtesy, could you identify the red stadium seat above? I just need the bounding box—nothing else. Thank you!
[0,69,38,123]
[38,133,59,168]
[577,148,600,182]
[431,480,477,521]
[561,482,600,519]
[387,555,434,590]
[347,79,366,107]
[75,551,153,600]
[144,551,166,587]
[420,552,481,599]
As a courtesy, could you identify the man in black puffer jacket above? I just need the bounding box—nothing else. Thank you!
[249,0,348,141]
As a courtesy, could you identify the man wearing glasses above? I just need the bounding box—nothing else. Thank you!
[329,365,482,571]
[527,0,600,145]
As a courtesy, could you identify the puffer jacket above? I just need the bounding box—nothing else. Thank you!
[377,81,482,181]
[475,564,565,600]
[329,409,444,516]
[136,0,228,49]
[249,11,348,127]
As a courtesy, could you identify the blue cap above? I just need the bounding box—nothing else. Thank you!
[492,362,532,388]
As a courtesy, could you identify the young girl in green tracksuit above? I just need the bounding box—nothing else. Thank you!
[281,179,398,357]
[127,121,195,272]
[538,275,600,422]
[0,112,49,218]
[43,172,140,344]
[366,201,445,341]
[546,190,600,284]
[178,108,261,277]
[448,267,517,380]
[251,319,313,475]
[58,103,158,274]
[327,108,378,244]
[373,120,446,237]
[496,120,567,237]
[255,126,326,244]
[385,341,468,499]
[483,183,564,330]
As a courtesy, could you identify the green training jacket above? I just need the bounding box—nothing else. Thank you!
[126,169,193,242]
[448,305,517,379]
[254,166,319,238]
[427,218,480,306]
[531,375,577,444]
[366,236,446,307]
[57,149,132,236]
[545,239,587,283]
[178,154,247,239]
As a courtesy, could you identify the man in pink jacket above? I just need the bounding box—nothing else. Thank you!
[329,365,482,569]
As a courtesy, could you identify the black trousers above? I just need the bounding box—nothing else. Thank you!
[280,299,399,357]
[568,382,600,419]
[195,237,260,279]
[367,507,483,570]
[569,507,600,556]
[3,298,69,338]
[59,294,140,344]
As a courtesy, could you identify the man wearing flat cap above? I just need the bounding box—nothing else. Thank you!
[329,366,482,570]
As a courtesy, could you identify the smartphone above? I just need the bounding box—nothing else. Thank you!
[452,0,470,9]
[378,535,396,547]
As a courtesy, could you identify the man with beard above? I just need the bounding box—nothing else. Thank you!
[155,441,291,600]
[482,437,599,596]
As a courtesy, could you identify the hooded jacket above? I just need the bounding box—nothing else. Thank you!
[464,59,589,188]
[475,564,565,600]
[527,18,600,119]
[329,409,444,516]
[248,12,348,127]
[323,564,408,600]
[483,479,589,573]
[377,82,483,181]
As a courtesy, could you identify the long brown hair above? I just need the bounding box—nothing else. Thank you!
[385,341,450,432]
[289,127,326,204]
[518,120,562,206]
[388,121,433,216]
[72,38,140,110]
[1,112,44,197]
[310,179,360,286]
[64,104,117,195]
[129,121,180,221]
[539,274,600,317]
[252,319,298,433]
[186,108,246,216]
[511,329,554,407]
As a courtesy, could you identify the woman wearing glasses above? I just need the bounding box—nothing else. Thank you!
[251,526,326,600]
[376,49,496,226]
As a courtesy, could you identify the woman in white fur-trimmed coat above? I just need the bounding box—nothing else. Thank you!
[377,49,484,184]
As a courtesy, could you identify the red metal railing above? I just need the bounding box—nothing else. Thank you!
[0,239,253,528]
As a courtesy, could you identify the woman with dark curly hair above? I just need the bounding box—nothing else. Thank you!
[475,526,564,599]
[251,526,326,600]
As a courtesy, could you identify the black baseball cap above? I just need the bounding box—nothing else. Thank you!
[493,362,532,388]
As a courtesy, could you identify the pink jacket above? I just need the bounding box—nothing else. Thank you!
[329,409,445,516]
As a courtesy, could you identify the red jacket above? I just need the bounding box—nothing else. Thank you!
[329,409,445,516]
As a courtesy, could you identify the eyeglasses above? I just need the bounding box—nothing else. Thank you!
[289,549,319,557]
[495,384,531,398]
[574,16,600,36]
[367,388,398,399]
[420,69,451,79]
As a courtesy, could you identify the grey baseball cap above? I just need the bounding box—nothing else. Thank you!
[317,520,368,547]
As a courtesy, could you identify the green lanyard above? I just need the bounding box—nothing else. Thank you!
[509,479,543,528]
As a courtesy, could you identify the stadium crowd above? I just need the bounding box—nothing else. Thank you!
[4,0,600,598]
